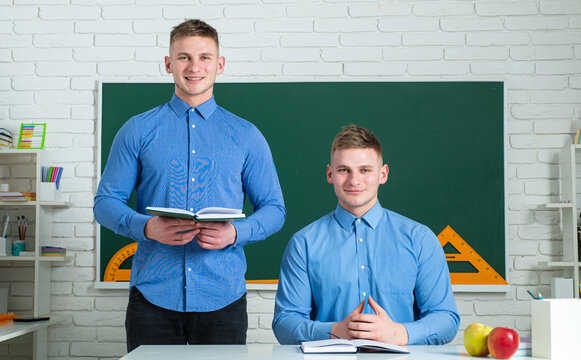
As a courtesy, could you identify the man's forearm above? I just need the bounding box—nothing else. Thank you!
[94,196,150,242]
[232,203,285,246]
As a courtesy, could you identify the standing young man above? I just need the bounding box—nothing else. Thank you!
[94,19,285,351]
[272,125,458,345]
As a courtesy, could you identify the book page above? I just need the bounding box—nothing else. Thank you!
[350,339,409,353]
[196,207,242,215]
[300,339,357,353]
[145,207,196,219]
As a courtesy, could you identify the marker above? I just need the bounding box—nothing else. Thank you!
[363,293,369,314]
[538,292,543,300]
[526,290,538,300]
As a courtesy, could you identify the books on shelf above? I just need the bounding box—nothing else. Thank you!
[145,206,245,222]
[0,192,36,201]
[300,339,410,354]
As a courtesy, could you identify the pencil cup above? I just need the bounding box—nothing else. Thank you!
[532,299,581,359]
[39,182,59,201]
[11,240,25,256]
[0,236,7,256]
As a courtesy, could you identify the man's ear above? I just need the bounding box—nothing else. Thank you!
[164,56,172,74]
[379,164,389,184]
[326,164,333,184]
[217,56,225,75]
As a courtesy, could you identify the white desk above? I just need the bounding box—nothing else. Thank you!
[120,344,541,360]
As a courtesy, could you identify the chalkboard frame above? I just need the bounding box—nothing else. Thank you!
[95,80,508,292]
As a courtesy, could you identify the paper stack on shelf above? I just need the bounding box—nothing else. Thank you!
[41,246,66,257]
[0,128,13,149]
[0,191,36,201]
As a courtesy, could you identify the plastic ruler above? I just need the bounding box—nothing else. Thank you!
[438,225,507,285]
[104,242,137,282]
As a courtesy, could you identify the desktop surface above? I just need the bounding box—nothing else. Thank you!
[120,344,540,360]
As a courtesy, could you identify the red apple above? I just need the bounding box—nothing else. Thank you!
[487,327,520,359]
[464,322,494,356]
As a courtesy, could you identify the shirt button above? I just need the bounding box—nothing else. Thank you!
[360,265,365,270]
[192,149,195,154]
[359,238,363,242]
[362,292,367,296]
[191,178,195,182]
[189,208,194,212]
[192,124,196,128]
[357,219,361,223]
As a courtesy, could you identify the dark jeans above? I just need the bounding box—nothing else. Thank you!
[125,287,248,352]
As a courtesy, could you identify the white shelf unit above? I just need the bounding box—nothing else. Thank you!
[0,149,69,359]
[543,144,580,298]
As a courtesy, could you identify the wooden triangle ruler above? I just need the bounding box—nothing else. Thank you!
[438,225,507,285]
[104,242,137,282]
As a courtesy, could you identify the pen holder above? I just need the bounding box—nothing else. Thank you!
[11,240,25,256]
[39,182,60,201]
[532,299,581,359]
[0,236,8,256]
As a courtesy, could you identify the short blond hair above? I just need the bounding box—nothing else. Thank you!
[170,19,219,48]
[331,124,383,162]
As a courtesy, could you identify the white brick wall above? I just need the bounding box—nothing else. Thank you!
[0,1,579,359]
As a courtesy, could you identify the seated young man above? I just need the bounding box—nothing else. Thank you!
[272,124,459,345]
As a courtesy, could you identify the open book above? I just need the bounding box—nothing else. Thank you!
[300,339,409,354]
[145,206,245,222]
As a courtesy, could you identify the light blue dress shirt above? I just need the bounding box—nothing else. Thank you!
[272,201,459,345]
[94,94,285,312]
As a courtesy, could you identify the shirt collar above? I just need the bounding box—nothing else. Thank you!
[169,94,217,120]
[333,201,383,230]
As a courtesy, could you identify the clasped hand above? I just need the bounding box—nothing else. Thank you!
[144,217,237,250]
[330,295,409,346]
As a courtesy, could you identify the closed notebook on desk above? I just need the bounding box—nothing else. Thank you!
[301,339,409,354]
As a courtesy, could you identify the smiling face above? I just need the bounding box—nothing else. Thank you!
[327,147,388,218]
[164,35,225,107]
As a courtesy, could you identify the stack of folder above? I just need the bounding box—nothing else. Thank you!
[41,246,66,257]
[0,128,13,149]
[0,192,36,201]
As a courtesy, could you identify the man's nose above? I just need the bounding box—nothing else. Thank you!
[348,172,360,185]
[188,59,200,72]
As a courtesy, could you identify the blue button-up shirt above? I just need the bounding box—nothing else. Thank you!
[273,201,459,345]
[94,94,285,312]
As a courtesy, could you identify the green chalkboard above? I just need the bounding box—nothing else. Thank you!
[98,82,505,284]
